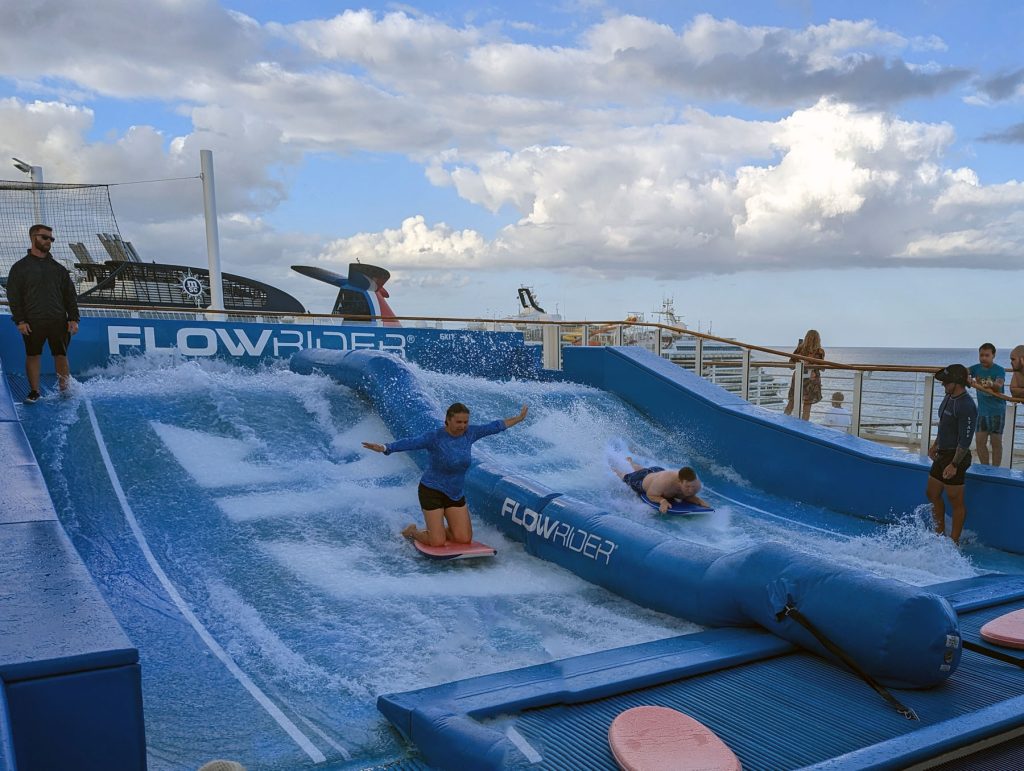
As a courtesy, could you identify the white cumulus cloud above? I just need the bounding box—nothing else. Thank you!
[316,215,486,268]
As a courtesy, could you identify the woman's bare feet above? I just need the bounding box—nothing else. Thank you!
[401,524,418,540]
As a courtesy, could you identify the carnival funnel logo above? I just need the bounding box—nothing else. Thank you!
[178,270,208,307]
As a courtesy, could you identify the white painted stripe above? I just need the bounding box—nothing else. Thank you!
[505,726,542,764]
[85,400,328,764]
[704,486,842,537]
[289,702,352,760]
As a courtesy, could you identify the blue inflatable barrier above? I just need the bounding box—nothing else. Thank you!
[291,349,961,689]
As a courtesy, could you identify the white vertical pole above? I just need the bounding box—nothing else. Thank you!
[200,150,225,311]
[911,374,924,444]
[542,324,560,370]
[614,325,623,346]
[793,361,804,418]
[851,371,864,437]
[920,374,935,458]
[740,349,751,401]
[582,324,590,347]
[695,338,704,375]
[29,165,45,225]
[1002,402,1017,469]
[655,326,663,357]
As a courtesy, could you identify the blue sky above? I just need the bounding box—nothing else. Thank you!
[2,1,1024,347]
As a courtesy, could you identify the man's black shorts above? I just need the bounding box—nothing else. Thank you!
[418,483,466,511]
[22,319,70,357]
[621,466,666,496]
[929,448,972,486]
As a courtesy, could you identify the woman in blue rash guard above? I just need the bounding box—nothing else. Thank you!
[363,402,529,546]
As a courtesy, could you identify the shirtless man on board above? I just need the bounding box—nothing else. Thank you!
[615,457,710,513]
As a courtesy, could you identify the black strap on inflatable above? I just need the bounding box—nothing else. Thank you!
[776,598,919,720]
[963,639,1024,668]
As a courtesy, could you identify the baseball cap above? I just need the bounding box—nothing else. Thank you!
[935,364,968,386]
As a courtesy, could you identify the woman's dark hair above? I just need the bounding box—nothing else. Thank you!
[446,402,470,421]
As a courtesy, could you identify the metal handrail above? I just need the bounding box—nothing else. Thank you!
[1,298,1021,400]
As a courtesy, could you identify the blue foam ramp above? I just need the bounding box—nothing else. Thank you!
[563,345,1024,554]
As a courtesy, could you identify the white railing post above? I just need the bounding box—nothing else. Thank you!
[655,327,663,357]
[582,324,590,347]
[695,338,704,376]
[851,371,864,437]
[614,325,623,346]
[542,324,560,370]
[920,374,935,458]
[1003,402,1017,469]
[793,361,804,417]
[740,349,751,401]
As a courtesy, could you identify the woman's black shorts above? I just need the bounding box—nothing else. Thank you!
[418,483,466,511]
[22,319,70,357]
[929,449,972,486]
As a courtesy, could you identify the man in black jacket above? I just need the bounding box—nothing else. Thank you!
[6,224,80,402]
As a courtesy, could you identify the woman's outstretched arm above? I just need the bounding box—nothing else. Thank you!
[362,430,433,455]
[504,405,529,428]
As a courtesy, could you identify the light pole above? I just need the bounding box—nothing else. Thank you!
[200,149,225,312]
[11,157,45,225]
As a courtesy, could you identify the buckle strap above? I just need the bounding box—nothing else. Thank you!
[777,598,919,721]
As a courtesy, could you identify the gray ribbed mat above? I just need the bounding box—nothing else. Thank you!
[4,373,27,402]
[487,602,1024,771]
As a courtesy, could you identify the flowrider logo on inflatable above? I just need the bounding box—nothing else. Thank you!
[501,497,618,565]
[107,326,408,359]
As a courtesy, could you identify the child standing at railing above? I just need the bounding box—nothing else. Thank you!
[822,391,852,432]
[968,343,1006,466]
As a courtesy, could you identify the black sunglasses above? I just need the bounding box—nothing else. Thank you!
[36,234,55,241]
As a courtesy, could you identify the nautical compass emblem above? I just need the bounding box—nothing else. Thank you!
[178,269,208,307]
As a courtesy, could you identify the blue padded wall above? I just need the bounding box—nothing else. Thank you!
[0,686,14,771]
[0,362,146,770]
[562,346,1024,554]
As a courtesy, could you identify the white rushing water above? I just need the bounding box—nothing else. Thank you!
[414,365,1004,585]
[26,358,707,768]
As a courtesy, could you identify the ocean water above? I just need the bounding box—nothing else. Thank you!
[807,346,1019,370]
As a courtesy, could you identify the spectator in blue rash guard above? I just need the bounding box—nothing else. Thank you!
[363,402,529,547]
[968,342,1007,466]
[926,364,978,545]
